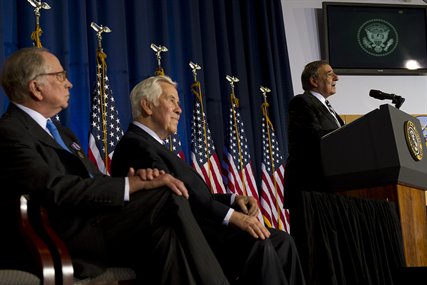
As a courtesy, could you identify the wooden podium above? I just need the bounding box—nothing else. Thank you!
[321,104,427,267]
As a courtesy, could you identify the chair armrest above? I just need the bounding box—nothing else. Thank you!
[25,195,75,285]
[24,196,137,285]
[39,204,75,285]
[18,195,56,285]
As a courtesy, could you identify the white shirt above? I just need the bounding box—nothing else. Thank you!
[310,91,341,127]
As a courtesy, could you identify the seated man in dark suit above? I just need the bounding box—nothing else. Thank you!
[0,47,230,285]
[111,75,306,285]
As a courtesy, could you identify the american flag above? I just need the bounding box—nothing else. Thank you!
[190,81,226,194]
[222,94,263,222]
[164,133,185,160]
[260,105,290,232]
[88,49,124,175]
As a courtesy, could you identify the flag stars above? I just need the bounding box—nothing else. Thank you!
[89,62,124,159]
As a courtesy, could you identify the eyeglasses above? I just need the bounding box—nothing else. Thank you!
[33,70,68,82]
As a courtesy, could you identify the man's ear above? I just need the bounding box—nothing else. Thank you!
[309,76,318,88]
[28,80,43,101]
[140,98,153,115]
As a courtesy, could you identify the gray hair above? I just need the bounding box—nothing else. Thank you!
[130,75,177,119]
[0,47,49,103]
[301,60,329,91]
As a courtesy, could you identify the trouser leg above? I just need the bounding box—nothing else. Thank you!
[99,188,229,285]
[238,236,289,285]
[169,193,229,285]
[269,229,306,285]
[201,223,306,285]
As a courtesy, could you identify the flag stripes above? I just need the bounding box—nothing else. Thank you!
[191,153,226,194]
[190,80,226,194]
[88,49,124,175]
[222,95,263,222]
[260,111,290,232]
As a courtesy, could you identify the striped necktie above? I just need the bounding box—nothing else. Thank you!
[325,100,341,127]
[46,120,71,152]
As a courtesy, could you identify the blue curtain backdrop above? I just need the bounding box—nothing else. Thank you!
[0,0,294,183]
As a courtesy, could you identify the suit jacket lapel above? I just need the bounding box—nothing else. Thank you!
[8,104,60,150]
[8,104,96,176]
[128,124,210,190]
[304,92,342,127]
[129,124,186,169]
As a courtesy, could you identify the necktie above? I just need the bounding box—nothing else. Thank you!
[325,100,336,114]
[46,120,71,152]
[325,100,341,127]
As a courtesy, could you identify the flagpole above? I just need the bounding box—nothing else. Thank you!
[91,22,112,173]
[150,43,175,150]
[261,86,283,230]
[27,0,51,48]
[190,61,215,191]
[150,44,168,76]
[226,75,248,196]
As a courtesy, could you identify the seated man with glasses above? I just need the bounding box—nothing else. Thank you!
[0,47,230,285]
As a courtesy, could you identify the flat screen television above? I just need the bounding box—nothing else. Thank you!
[323,2,427,75]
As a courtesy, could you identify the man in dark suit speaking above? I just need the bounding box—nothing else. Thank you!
[111,75,306,285]
[282,60,344,284]
[0,47,231,285]
[284,60,344,201]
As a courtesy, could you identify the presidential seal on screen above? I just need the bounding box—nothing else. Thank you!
[404,120,423,161]
[357,19,398,57]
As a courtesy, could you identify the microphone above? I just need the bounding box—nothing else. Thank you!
[369,89,396,100]
[369,89,405,109]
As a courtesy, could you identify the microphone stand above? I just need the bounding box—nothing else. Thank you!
[392,95,405,109]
